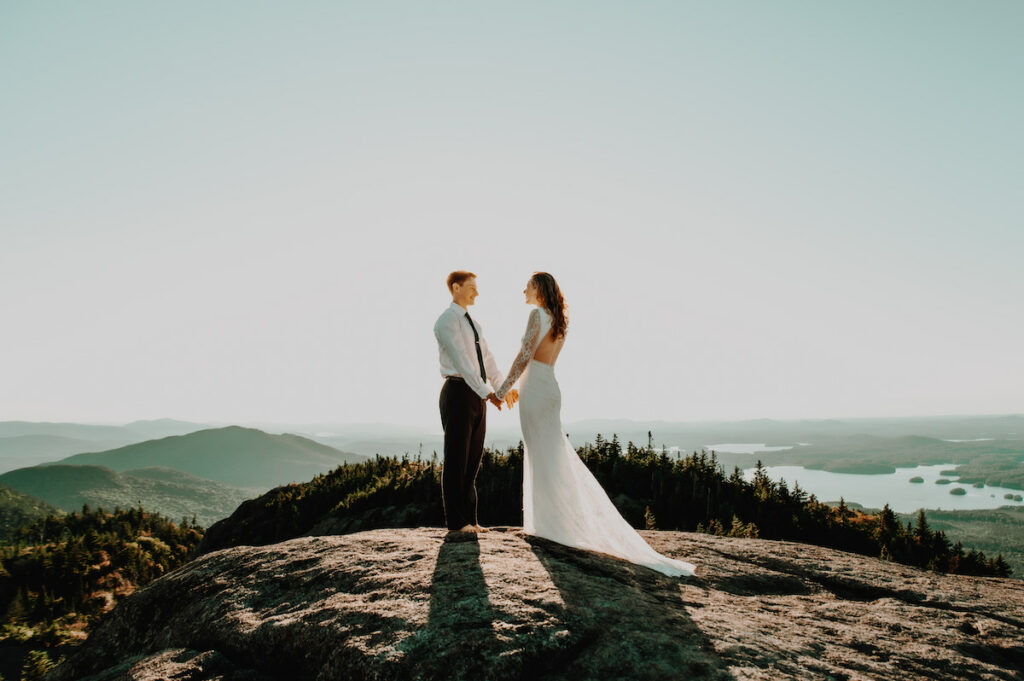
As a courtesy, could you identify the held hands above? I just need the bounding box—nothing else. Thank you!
[486,390,519,410]
[504,389,519,410]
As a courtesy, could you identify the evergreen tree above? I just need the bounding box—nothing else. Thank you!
[644,506,657,530]
[914,509,931,542]
[5,586,27,622]
[21,650,56,681]
[88,436,1006,581]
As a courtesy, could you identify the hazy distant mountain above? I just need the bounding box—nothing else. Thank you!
[123,418,210,439]
[0,483,63,538]
[55,426,367,489]
[0,420,210,474]
[0,418,211,442]
[0,434,135,473]
[305,434,447,458]
[301,425,522,458]
[292,414,1024,468]
[0,464,258,528]
[564,414,1024,447]
[0,421,141,442]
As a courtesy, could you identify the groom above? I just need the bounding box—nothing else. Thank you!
[434,271,505,533]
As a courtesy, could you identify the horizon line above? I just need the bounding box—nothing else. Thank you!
[2,412,1022,430]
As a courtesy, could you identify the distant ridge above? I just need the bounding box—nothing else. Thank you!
[0,463,256,528]
[0,434,134,473]
[123,418,210,439]
[55,426,366,489]
[0,420,211,474]
[0,418,210,444]
[0,421,141,441]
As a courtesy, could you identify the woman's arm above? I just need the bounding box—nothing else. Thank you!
[495,308,542,400]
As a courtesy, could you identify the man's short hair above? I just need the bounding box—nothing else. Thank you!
[447,270,476,292]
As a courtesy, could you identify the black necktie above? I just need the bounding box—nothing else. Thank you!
[464,313,487,383]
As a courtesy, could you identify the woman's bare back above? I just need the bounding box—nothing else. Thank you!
[533,329,564,365]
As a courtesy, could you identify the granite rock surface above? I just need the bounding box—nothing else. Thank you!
[46,528,1024,681]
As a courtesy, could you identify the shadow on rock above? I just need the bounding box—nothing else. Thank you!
[396,533,499,678]
[524,536,733,681]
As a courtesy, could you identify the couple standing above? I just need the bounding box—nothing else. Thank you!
[433,270,694,577]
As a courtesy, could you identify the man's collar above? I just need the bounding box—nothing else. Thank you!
[450,301,468,314]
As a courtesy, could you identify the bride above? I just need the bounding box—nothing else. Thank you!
[495,272,695,577]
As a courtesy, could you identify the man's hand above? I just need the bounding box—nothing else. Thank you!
[487,392,502,410]
[504,389,519,409]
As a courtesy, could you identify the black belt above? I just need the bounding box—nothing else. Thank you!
[444,375,465,382]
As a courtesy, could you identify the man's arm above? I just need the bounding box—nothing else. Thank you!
[434,311,492,400]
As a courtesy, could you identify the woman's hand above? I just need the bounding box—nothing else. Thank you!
[504,389,519,409]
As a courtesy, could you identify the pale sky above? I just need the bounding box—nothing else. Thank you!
[2,2,1021,427]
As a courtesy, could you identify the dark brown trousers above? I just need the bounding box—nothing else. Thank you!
[439,377,487,530]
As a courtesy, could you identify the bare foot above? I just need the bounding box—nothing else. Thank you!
[474,524,490,532]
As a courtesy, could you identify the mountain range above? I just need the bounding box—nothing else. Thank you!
[0,419,210,473]
[53,425,365,489]
[288,413,1024,461]
[0,434,132,473]
[0,465,255,529]
[0,426,367,528]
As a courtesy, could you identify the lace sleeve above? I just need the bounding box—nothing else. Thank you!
[496,308,543,399]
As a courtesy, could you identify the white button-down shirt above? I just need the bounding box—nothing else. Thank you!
[434,302,504,399]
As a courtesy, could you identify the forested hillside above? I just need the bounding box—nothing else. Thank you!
[897,505,1024,579]
[0,506,202,679]
[0,485,64,539]
[0,464,256,528]
[201,435,1012,578]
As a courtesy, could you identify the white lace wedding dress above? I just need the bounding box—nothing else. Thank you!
[496,307,695,577]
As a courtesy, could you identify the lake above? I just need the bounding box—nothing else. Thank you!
[743,463,1024,513]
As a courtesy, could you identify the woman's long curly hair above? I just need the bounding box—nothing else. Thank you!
[531,271,568,339]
